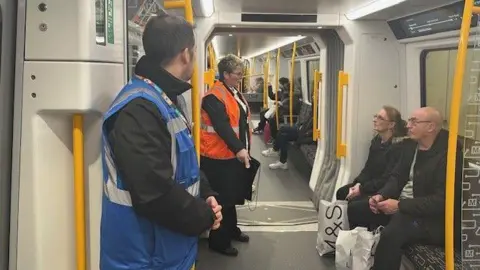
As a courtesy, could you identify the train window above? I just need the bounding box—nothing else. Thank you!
[306,59,320,102]
[95,0,106,46]
[422,48,480,142]
[126,1,148,79]
[292,60,302,93]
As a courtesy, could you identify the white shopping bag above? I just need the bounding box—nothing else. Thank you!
[335,227,368,269]
[316,200,349,256]
[264,105,277,119]
[351,226,383,270]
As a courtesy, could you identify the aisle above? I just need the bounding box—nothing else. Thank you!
[196,133,335,270]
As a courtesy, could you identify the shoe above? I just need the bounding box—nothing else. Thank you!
[269,161,288,170]
[261,148,279,157]
[233,232,250,243]
[252,128,263,135]
[209,246,238,256]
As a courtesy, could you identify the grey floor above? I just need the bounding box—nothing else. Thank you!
[196,125,335,270]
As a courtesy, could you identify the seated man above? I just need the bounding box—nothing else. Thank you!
[261,114,314,169]
[347,107,463,270]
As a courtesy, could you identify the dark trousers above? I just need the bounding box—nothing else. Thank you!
[268,117,278,140]
[348,199,440,270]
[273,125,298,163]
[208,205,241,249]
[336,183,355,200]
[256,108,269,131]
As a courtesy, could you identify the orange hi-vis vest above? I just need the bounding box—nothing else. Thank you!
[200,81,252,160]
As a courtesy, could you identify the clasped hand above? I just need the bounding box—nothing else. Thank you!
[369,194,399,215]
[206,196,223,230]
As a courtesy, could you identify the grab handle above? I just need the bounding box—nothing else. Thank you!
[336,71,348,158]
[312,70,322,141]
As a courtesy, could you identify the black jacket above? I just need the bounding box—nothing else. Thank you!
[378,129,463,246]
[104,56,217,237]
[353,135,404,195]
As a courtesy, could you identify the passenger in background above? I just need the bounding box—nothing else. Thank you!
[253,77,290,134]
[100,14,222,270]
[252,77,264,93]
[261,101,313,170]
[336,106,407,201]
[200,54,252,257]
[349,107,463,270]
[268,89,303,143]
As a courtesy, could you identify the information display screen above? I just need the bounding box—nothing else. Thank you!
[388,1,479,40]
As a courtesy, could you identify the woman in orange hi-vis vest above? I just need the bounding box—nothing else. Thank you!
[200,54,252,257]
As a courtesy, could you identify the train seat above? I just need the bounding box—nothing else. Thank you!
[285,103,316,180]
[403,244,467,270]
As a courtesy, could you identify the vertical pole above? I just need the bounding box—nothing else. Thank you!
[445,1,475,269]
[73,114,86,270]
[183,0,200,162]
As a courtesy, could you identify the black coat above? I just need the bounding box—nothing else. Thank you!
[378,129,463,248]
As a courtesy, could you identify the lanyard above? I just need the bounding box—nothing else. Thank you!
[135,75,192,133]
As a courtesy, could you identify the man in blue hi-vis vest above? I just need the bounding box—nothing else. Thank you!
[100,14,223,270]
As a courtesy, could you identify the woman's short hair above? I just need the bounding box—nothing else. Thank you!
[217,54,244,80]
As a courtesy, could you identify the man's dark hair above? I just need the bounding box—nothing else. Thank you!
[142,14,195,66]
[279,77,289,85]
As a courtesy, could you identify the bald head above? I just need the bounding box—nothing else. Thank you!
[418,107,443,130]
[407,107,443,141]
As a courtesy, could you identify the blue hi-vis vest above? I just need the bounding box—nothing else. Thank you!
[100,76,200,270]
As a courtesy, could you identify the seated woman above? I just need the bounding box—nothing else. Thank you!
[336,106,407,201]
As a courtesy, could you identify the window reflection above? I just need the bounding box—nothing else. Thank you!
[306,59,320,102]
[95,0,106,45]
[126,0,159,78]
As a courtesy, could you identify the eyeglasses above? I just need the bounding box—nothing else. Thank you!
[230,71,243,77]
[373,114,390,121]
[407,118,431,125]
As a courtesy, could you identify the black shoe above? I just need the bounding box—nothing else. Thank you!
[233,232,250,243]
[209,246,238,257]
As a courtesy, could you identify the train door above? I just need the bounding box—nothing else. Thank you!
[0,0,17,269]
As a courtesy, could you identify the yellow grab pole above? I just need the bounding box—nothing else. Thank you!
[263,53,270,109]
[313,71,322,141]
[289,42,297,126]
[445,0,475,268]
[73,114,86,270]
[275,48,280,127]
[336,71,348,158]
[177,0,200,162]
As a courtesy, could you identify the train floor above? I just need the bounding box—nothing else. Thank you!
[196,120,335,270]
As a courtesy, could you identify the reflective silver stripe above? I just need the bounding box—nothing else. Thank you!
[104,143,133,206]
[113,87,163,108]
[187,181,200,197]
[104,85,199,206]
[200,123,239,133]
[167,117,188,134]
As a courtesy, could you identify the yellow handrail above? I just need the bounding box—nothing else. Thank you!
[164,0,186,9]
[336,71,348,158]
[164,0,200,162]
[263,52,270,109]
[289,42,297,126]
[73,114,86,270]
[312,71,322,141]
[204,69,215,88]
[445,0,477,268]
[275,48,281,127]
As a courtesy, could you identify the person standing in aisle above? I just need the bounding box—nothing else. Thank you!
[100,14,222,270]
[200,54,252,257]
